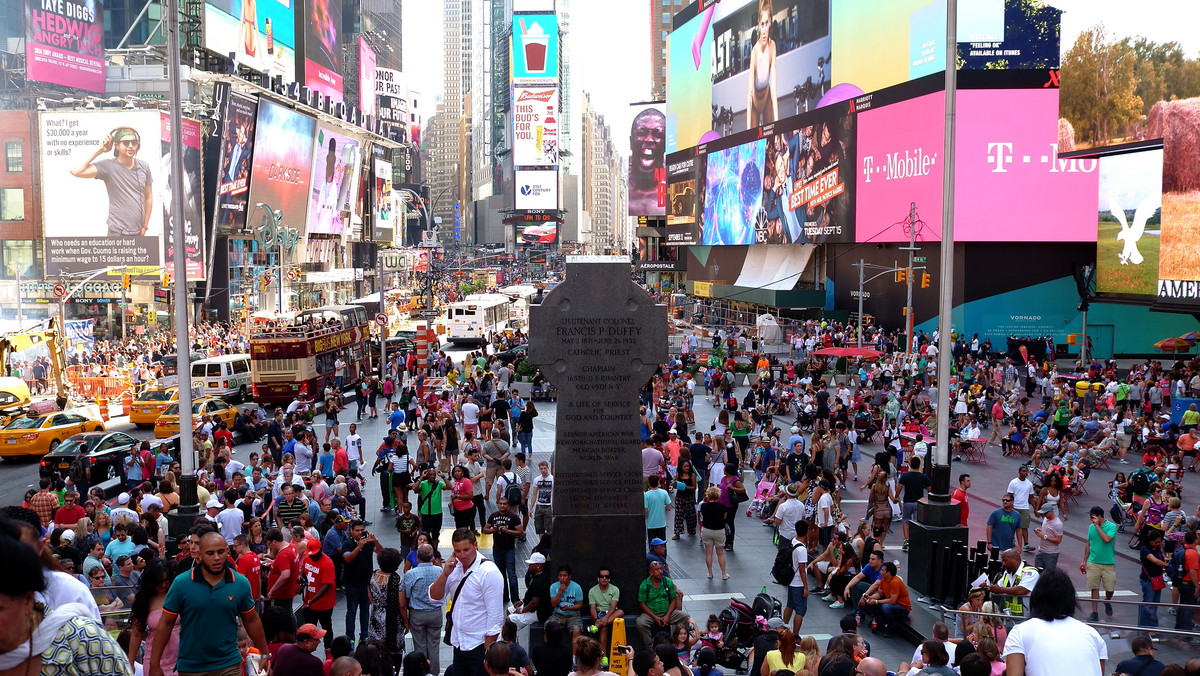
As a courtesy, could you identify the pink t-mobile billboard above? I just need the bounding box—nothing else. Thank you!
[856,87,1099,242]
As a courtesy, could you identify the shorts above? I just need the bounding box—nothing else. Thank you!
[325,418,338,428]
[1086,561,1116,592]
[787,585,809,615]
[701,527,727,548]
[555,613,583,633]
[1016,508,1030,529]
[902,502,919,523]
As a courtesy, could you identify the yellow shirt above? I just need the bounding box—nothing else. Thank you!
[765,650,805,674]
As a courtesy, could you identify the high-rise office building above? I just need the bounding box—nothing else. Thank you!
[650,0,688,100]
[580,92,622,252]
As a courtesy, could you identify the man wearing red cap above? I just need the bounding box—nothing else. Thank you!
[272,623,327,676]
[299,536,337,651]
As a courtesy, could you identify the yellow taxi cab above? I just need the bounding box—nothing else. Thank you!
[128,387,179,428]
[154,396,238,438]
[0,410,106,457]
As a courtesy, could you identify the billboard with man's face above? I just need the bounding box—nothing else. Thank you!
[160,114,206,280]
[211,90,259,234]
[40,111,163,275]
[629,103,666,217]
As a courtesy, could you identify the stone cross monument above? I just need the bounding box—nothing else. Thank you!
[529,256,667,614]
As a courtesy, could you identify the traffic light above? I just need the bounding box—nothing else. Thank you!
[921,272,931,289]
[896,268,908,283]
[161,272,171,286]
[121,273,132,290]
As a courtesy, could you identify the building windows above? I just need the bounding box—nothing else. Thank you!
[0,240,39,279]
[662,12,671,24]
[4,141,20,173]
[0,188,23,221]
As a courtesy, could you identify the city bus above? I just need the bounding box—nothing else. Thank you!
[497,285,539,330]
[249,305,371,405]
[446,295,513,345]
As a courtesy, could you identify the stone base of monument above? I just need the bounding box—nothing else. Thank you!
[908,500,968,605]
[552,513,649,618]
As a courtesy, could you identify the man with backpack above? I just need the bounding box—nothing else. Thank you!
[1170,530,1199,633]
[773,520,809,632]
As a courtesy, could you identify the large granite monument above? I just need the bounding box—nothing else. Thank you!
[529,256,667,616]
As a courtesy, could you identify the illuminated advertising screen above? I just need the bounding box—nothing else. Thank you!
[515,169,558,210]
[1095,146,1162,297]
[160,114,206,280]
[855,91,946,242]
[666,154,701,244]
[956,0,1060,70]
[25,0,105,93]
[628,103,666,217]
[203,0,296,82]
[376,68,408,128]
[39,111,163,275]
[512,85,559,167]
[373,158,393,243]
[703,103,855,245]
[512,14,558,81]
[307,124,362,235]
[211,90,259,234]
[666,0,832,153]
[831,0,945,95]
[302,0,343,103]
[246,99,317,236]
[855,87,1098,242]
[359,37,378,117]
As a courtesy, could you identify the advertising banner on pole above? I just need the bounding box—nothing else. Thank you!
[211,90,259,234]
[40,111,163,274]
[24,0,105,93]
[160,114,206,280]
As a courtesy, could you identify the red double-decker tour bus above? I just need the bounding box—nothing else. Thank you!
[250,305,372,405]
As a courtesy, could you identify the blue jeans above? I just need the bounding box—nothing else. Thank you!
[496,549,518,603]
[518,432,533,456]
[345,585,369,639]
[872,603,909,632]
[1139,577,1161,628]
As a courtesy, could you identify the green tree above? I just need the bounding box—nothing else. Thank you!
[1060,27,1143,145]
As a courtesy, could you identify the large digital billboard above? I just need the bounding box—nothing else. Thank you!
[160,115,206,280]
[211,89,259,234]
[25,0,105,93]
[376,68,408,128]
[855,87,1098,242]
[1095,146,1162,297]
[203,0,296,82]
[665,153,704,246]
[702,103,855,245]
[307,124,362,235]
[515,169,558,210]
[246,100,317,236]
[303,0,343,103]
[40,111,163,275]
[512,14,559,82]
[628,104,666,217]
[373,158,393,243]
[512,85,559,167]
[666,0,832,153]
[359,37,378,117]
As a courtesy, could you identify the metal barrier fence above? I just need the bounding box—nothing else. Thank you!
[939,603,1200,640]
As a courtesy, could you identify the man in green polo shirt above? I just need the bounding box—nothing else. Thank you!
[635,560,690,647]
[149,531,270,676]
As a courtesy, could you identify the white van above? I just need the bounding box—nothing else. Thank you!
[190,354,253,402]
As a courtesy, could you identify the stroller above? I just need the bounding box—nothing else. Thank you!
[748,472,778,518]
[701,593,782,673]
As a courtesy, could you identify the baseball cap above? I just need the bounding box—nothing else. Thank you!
[765,618,785,630]
[525,552,547,564]
[297,623,327,640]
[206,500,222,509]
[141,496,164,512]
[791,426,799,434]
[329,513,348,524]
[1038,504,1057,515]
[117,492,130,505]
[60,529,76,542]
[649,537,667,546]
[306,538,323,555]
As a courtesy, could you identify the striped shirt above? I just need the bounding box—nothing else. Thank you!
[275,497,307,529]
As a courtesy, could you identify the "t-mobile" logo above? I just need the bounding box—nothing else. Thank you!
[861,149,938,183]
[986,142,1097,173]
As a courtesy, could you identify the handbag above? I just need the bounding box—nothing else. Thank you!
[1143,565,1166,591]
[443,571,473,645]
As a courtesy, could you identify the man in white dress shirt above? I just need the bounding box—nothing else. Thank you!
[429,527,505,676]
